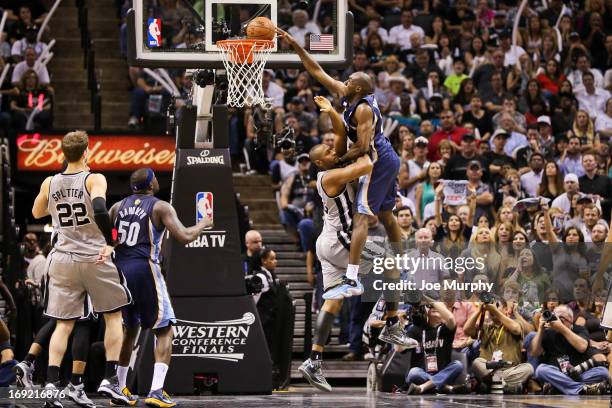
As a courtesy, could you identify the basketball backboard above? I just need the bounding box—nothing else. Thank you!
[127,0,352,69]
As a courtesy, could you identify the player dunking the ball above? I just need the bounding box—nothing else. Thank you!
[298,97,372,391]
[278,29,414,347]
[32,131,132,408]
[110,168,213,408]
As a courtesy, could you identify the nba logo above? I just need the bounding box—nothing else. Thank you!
[196,192,213,224]
[147,18,162,47]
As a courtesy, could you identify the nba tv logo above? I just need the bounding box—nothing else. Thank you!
[196,192,213,224]
[147,18,161,47]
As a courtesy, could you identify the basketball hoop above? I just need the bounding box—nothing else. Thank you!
[216,39,274,108]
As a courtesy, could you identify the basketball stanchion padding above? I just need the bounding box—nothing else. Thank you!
[217,39,274,107]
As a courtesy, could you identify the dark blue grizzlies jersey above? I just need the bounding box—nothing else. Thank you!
[342,94,393,161]
[114,195,163,263]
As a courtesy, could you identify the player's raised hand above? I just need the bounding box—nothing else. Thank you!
[275,27,298,47]
[96,245,114,264]
[314,95,333,113]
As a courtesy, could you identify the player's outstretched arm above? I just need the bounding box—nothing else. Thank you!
[314,95,347,156]
[277,28,347,98]
[338,103,373,164]
[155,201,212,245]
[32,176,52,218]
[322,154,372,197]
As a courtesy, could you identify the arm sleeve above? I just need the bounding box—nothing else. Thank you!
[92,197,113,245]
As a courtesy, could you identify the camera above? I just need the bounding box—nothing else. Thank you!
[245,274,263,295]
[274,125,296,150]
[485,360,513,370]
[252,102,274,148]
[404,290,427,326]
[542,310,557,322]
[479,291,495,304]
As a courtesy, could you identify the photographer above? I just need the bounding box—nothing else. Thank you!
[530,305,608,395]
[465,300,534,394]
[404,300,465,394]
[279,153,315,245]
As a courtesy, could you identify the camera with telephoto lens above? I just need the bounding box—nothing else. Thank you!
[542,310,557,322]
[485,360,513,370]
[479,291,495,304]
[404,290,427,326]
[252,101,274,149]
[274,125,295,150]
[245,274,263,295]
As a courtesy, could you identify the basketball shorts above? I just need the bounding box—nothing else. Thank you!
[316,232,349,291]
[115,258,176,330]
[44,250,132,320]
[356,147,400,216]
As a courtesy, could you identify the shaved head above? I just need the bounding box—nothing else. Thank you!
[309,144,327,163]
[351,72,374,94]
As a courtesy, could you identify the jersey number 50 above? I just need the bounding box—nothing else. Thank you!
[117,221,140,246]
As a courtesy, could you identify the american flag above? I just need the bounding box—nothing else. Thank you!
[309,34,334,51]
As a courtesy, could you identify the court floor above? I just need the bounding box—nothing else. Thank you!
[5,387,612,407]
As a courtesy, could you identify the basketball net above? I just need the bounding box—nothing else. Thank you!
[217,39,274,108]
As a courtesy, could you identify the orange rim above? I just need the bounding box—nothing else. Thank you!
[217,39,274,64]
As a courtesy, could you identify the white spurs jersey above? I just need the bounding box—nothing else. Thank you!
[47,171,105,257]
[316,171,355,250]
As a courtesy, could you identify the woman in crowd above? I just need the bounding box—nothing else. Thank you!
[522,15,544,54]
[461,94,493,142]
[495,221,519,283]
[519,79,549,124]
[452,78,476,117]
[528,211,554,273]
[365,32,388,71]
[425,16,447,46]
[507,53,536,95]
[462,226,502,284]
[506,247,551,307]
[538,161,564,200]
[378,55,403,86]
[572,110,598,151]
[464,36,488,75]
[398,126,415,162]
[436,139,454,168]
[536,59,565,97]
[415,162,442,225]
[543,209,590,303]
[10,70,53,131]
[541,33,561,63]
[434,184,476,259]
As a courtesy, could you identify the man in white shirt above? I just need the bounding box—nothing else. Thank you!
[499,30,526,67]
[262,69,285,109]
[594,98,612,139]
[551,173,580,213]
[575,71,610,120]
[360,17,389,44]
[10,25,47,61]
[11,46,50,86]
[567,54,604,93]
[388,9,425,51]
[490,113,527,157]
[287,9,321,48]
[520,152,545,197]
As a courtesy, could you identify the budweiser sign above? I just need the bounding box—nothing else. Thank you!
[16,134,176,171]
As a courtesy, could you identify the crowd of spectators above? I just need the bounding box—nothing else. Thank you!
[221,0,612,396]
[0,1,54,138]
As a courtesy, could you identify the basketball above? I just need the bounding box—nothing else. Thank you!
[246,17,276,41]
